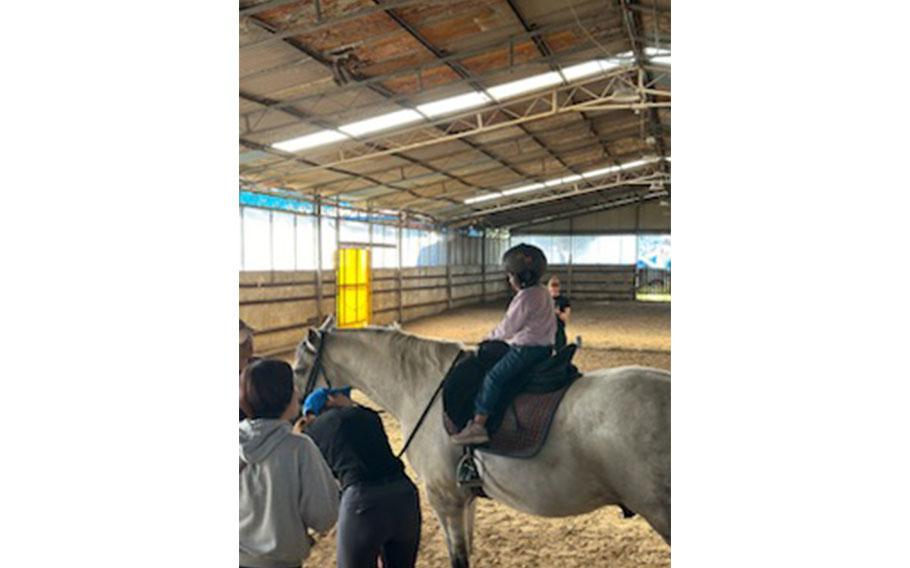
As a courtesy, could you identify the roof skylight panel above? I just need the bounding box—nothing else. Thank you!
[417,91,491,118]
[272,130,349,152]
[486,71,564,101]
[464,192,505,205]
[461,157,660,205]
[271,55,652,153]
[644,47,671,65]
[338,109,424,137]
[501,182,545,196]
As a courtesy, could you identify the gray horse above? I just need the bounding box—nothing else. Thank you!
[295,318,670,568]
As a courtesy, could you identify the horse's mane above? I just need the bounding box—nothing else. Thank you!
[334,325,463,358]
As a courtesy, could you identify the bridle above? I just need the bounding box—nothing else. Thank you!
[302,331,333,401]
[300,326,464,460]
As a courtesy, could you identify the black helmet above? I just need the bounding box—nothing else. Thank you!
[502,243,547,288]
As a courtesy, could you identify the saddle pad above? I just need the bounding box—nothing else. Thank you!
[444,379,575,459]
[442,343,580,433]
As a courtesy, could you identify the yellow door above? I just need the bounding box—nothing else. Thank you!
[336,248,371,328]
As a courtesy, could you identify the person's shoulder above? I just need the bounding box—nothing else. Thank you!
[343,405,379,424]
[523,285,548,298]
[290,430,323,453]
[306,411,336,436]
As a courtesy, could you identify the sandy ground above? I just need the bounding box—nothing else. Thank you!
[302,301,670,567]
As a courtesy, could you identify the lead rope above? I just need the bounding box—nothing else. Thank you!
[396,351,464,459]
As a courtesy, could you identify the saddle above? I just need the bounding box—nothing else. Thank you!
[443,341,582,458]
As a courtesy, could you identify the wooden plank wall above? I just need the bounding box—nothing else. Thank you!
[546,264,636,301]
[240,265,509,356]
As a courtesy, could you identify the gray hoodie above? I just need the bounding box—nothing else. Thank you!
[240,419,340,568]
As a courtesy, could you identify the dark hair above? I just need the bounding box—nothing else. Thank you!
[502,243,548,288]
[239,359,294,419]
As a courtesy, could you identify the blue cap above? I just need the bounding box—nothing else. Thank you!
[303,386,352,417]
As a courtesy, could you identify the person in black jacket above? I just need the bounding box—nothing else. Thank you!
[548,276,572,351]
[301,387,421,568]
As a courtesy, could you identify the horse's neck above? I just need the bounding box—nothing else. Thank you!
[322,329,461,424]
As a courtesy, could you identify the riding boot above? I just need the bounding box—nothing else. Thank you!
[449,419,490,445]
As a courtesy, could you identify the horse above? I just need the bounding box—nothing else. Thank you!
[294,317,670,568]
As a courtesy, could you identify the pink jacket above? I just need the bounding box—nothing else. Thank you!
[487,285,556,347]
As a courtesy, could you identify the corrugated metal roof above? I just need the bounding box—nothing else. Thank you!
[239,0,670,227]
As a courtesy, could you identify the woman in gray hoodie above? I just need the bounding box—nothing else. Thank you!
[240,359,340,568]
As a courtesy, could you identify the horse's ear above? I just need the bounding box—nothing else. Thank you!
[318,315,336,331]
[305,328,322,352]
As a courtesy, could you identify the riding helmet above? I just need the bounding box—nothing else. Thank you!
[502,243,547,288]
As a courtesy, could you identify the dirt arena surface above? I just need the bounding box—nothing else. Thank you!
[303,301,670,567]
[405,300,671,373]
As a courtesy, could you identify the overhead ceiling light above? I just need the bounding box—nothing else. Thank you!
[599,58,625,72]
[618,158,650,170]
[339,109,424,137]
[644,47,671,57]
[271,55,644,152]
[461,158,661,204]
[559,58,630,82]
[543,174,582,188]
[582,164,621,178]
[502,182,545,196]
[272,129,348,152]
[464,192,504,205]
[644,47,671,65]
[582,158,655,179]
[561,60,608,82]
[487,71,563,101]
[417,91,491,118]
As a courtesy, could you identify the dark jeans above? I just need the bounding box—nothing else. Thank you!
[474,345,552,417]
[337,477,421,568]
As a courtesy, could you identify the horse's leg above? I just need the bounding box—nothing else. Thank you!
[639,500,670,544]
[428,489,473,568]
[623,480,670,544]
[462,498,476,553]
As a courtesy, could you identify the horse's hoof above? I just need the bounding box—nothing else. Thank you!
[620,504,637,518]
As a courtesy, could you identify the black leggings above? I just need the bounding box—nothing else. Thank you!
[555,325,567,351]
[337,478,421,568]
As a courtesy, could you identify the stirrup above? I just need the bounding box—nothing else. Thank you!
[456,450,483,489]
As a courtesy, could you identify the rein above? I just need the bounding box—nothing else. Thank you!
[396,350,464,459]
